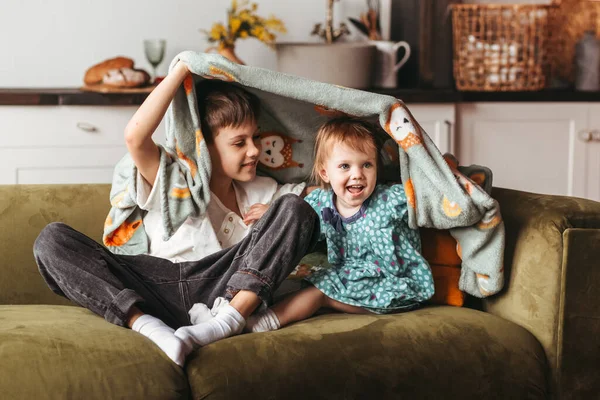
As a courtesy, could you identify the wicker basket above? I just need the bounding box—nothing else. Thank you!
[451,4,553,91]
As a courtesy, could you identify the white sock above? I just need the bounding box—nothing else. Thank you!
[187,303,213,324]
[131,314,192,367]
[188,297,230,324]
[174,304,246,349]
[245,308,281,333]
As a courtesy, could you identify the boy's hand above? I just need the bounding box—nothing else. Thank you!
[301,185,319,198]
[243,203,269,225]
[174,60,190,74]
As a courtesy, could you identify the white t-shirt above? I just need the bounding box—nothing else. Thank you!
[136,168,305,263]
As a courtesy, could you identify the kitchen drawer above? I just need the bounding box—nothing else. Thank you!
[0,145,129,184]
[0,106,166,147]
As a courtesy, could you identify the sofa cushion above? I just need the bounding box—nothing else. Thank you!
[0,305,189,400]
[185,306,547,399]
[420,228,462,267]
[428,264,464,307]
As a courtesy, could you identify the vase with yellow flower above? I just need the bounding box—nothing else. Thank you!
[203,0,286,65]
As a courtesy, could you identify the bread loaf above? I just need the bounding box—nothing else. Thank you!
[83,57,134,85]
[102,68,151,88]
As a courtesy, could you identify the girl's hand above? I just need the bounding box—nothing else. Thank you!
[243,203,269,225]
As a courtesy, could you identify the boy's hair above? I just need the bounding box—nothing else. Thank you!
[311,116,382,188]
[195,80,261,143]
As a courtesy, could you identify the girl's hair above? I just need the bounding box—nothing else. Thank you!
[195,80,261,143]
[311,116,381,188]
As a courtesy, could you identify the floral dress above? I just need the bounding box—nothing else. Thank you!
[304,184,434,313]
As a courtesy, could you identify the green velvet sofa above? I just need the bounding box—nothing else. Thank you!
[1,184,599,400]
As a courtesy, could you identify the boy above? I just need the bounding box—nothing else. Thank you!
[34,61,320,367]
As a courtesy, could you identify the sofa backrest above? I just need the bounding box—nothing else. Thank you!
[0,183,474,309]
[0,184,111,305]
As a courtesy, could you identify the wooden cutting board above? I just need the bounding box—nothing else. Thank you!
[80,84,157,94]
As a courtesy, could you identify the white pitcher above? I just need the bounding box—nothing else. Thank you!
[370,40,411,88]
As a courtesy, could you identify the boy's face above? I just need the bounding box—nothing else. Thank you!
[319,141,377,215]
[208,122,261,183]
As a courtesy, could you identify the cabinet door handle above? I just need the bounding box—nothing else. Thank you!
[444,120,453,153]
[76,122,98,133]
[580,130,592,142]
[579,130,600,142]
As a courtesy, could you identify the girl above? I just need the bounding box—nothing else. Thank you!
[244,116,435,332]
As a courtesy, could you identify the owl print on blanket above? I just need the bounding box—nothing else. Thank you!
[258,132,304,170]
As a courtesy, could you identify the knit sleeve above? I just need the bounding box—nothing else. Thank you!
[386,184,409,223]
[304,188,323,211]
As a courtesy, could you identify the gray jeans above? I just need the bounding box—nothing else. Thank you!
[34,194,319,329]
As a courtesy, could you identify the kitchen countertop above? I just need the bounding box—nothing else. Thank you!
[2,87,600,106]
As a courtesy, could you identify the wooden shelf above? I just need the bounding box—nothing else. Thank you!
[2,87,600,106]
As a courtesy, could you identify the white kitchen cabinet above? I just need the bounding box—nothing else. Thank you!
[3,101,598,203]
[1,103,454,185]
[406,104,456,155]
[583,104,600,201]
[0,106,166,184]
[457,102,599,201]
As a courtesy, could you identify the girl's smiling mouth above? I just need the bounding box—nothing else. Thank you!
[347,185,365,196]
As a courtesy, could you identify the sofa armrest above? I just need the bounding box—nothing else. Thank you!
[485,187,600,400]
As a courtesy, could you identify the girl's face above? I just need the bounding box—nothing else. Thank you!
[319,141,377,217]
[208,122,261,183]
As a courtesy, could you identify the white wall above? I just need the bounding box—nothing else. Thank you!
[0,0,377,87]
[0,0,551,87]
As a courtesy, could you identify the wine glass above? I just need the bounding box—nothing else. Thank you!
[143,39,166,83]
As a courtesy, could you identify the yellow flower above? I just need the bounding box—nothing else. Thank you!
[209,23,226,41]
[230,18,241,35]
[265,17,286,33]
[238,10,250,22]
[204,0,286,50]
